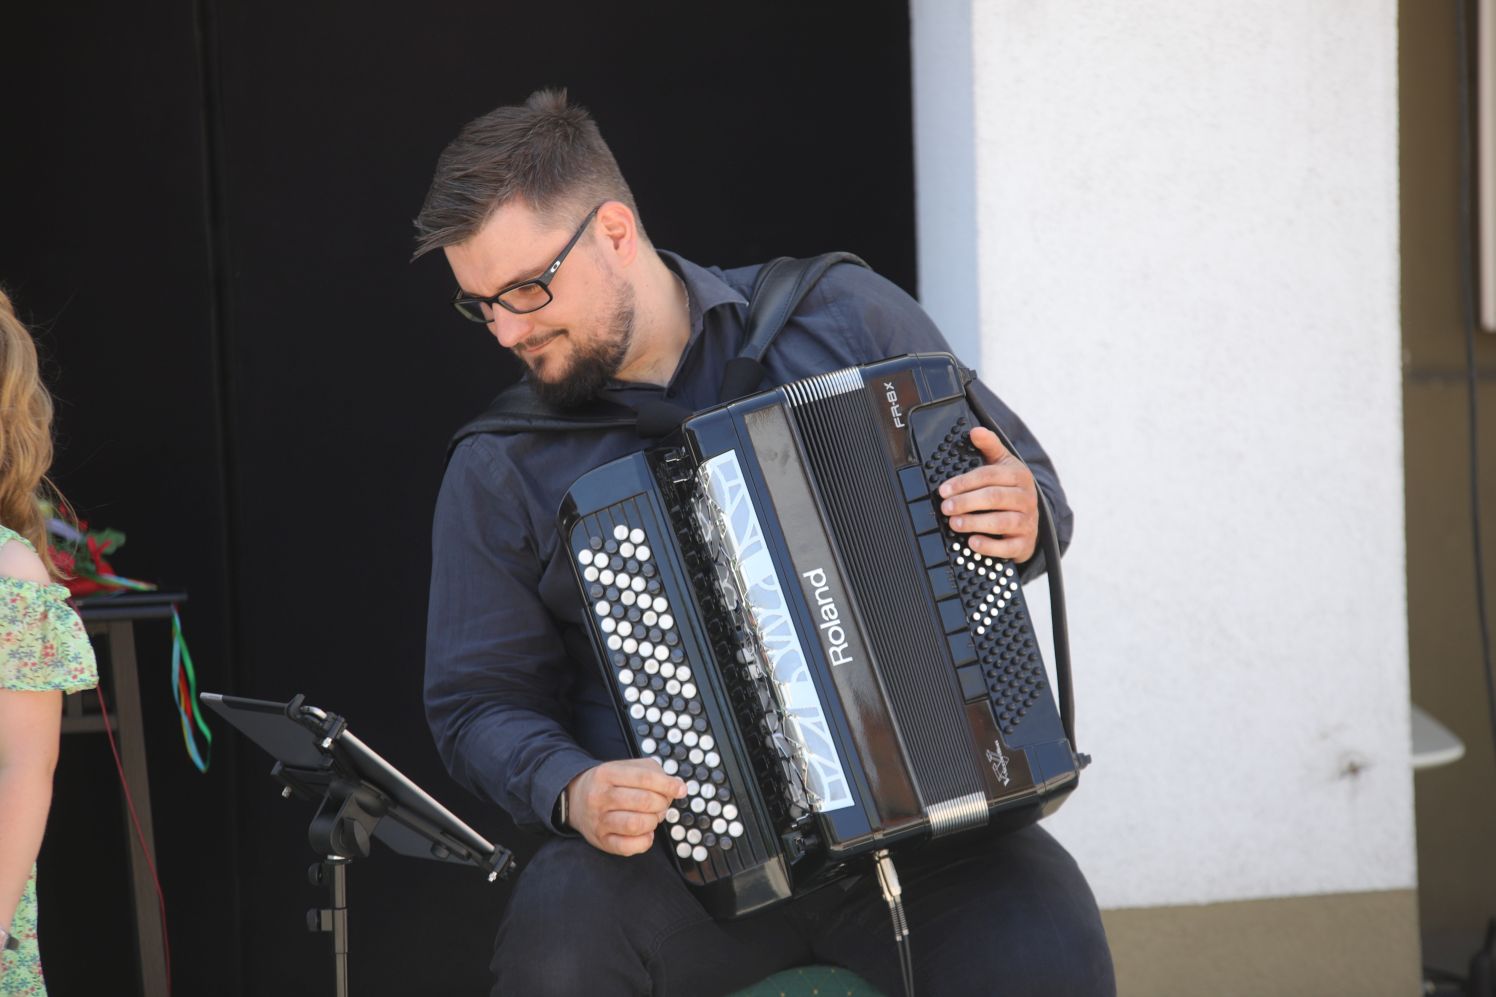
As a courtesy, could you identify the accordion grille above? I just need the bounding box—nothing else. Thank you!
[783,372,988,815]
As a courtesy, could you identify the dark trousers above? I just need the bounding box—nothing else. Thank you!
[491,823,1115,997]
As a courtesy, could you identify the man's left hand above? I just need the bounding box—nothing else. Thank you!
[938,426,1039,564]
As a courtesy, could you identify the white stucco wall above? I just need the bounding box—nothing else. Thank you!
[912,0,1412,909]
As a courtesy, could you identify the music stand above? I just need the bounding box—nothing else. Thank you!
[202,692,515,997]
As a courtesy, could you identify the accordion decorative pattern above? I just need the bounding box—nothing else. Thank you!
[698,451,853,813]
[576,519,746,864]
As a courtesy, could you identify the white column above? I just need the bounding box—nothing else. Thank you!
[912,0,1412,909]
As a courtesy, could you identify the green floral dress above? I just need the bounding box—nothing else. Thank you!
[0,525,98,997]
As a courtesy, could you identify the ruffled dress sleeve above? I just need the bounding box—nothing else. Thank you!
[0,526,98,694]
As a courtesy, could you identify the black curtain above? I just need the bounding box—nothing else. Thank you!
[1,3,916,994]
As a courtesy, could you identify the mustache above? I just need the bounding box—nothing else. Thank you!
[515,330,564,354]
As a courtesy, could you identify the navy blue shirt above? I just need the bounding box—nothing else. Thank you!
[424,252,1073,834]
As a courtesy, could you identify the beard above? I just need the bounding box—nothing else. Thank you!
[528,280,636,409]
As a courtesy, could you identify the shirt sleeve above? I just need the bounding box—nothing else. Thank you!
[423,436,596,834]
[0,581,99,693]
[812,265,1075,579]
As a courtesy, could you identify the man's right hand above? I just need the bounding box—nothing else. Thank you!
[564,759,687,857]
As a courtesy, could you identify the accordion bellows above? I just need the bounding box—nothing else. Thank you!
[560,353,1081,918]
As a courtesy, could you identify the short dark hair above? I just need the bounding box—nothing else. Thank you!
[411,88,641,259]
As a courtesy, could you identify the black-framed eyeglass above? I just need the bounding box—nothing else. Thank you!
[450,202,604,323]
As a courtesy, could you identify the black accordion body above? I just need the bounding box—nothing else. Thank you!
[559,353,1081,918]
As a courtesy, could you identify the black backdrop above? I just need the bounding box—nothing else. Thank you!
[1,3,917,994]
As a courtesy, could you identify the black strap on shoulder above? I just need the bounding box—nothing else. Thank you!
[718,251,867,402]
[447,252,869,456]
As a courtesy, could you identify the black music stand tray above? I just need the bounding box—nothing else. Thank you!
[201,692,515,997]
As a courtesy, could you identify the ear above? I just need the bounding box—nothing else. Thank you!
[595,200,640,268]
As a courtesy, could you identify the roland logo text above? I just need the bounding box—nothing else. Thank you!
[802,567,854,667]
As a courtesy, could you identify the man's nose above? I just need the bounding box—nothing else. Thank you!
[484,304,532,349]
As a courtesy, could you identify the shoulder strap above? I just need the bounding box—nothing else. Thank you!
[447,251,869,455]
[718,251,867,402]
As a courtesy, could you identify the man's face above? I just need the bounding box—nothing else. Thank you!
[444,201,635,407]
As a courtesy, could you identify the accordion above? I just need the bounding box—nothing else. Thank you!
[559,353,1082,918]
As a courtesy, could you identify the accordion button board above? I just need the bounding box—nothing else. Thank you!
[559,352,1081,918]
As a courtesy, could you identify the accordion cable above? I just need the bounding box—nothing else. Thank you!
[1457,0,1496,781]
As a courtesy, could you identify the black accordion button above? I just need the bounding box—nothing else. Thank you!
[898,465,929,501]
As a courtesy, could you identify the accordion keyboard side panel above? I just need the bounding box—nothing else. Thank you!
[907,398,1075,792]
[563,478,792,917]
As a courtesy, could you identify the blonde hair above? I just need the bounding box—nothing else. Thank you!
[0,289,63,574]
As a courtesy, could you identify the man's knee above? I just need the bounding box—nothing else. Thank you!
[492,837,703,995]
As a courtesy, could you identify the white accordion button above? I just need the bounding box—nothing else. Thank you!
[631,576,647,593]
[728,821,744,838]
[653,645,668,661]
[685,779,700,796]
[705,751,720,767]
[700,735,715,750]
[601,617,617,634]
[666,679,682,697]
[662,710,677,727]
[613,525,629,541]
[623,687,639,703]
[681,683,697,699]
[643,610,658,626]
[707,800,722,817]
[690,797,706,813]
[712,818,728,834]
[620,542,635,558]
[578,549,594,566]
[600,569,615,586]
[629,528,645,544]
[681,729,695,746]
[701,784,716,800]
[629,704,645,720]
[641,737,656,754]
[623,638,638,654]
[621,590,637,607]
[584,566,599,582]
[639,641,654,658]
[615,572,631,589]
[667,728,683,744]
[606,635,622,651]
[670,825,686,841]
[618,621,633,637]
[665,806,680,823]
[637,545,651,561]
[660,614,675,630]
[723,804,738,820]
[686,828,702,845]
[688,747,704,764]
[675,713,692,730]
[645,707,661,723]
[676,842,692,859]
[594,600,610,617]
[691,845,708,863]
[663,760,679,776]
[677,667,692,682]
[644,658,660,675]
